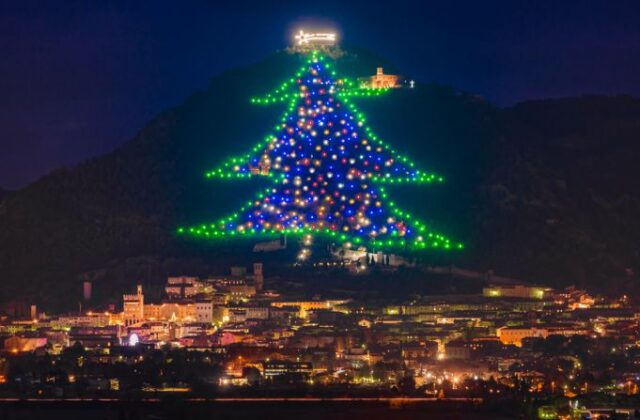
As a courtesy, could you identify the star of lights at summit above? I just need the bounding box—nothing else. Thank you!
[294,30,337,46]
[178,50,462,251]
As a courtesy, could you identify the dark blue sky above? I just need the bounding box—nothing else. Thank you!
[1,0,639,189]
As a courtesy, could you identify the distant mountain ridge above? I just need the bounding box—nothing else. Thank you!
[1,49,639,310]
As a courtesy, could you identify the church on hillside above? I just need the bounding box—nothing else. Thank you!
[359,67,411,89]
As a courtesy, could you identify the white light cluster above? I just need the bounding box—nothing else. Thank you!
[295,30,337,46]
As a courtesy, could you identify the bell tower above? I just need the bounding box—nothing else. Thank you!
[253,262,264,291]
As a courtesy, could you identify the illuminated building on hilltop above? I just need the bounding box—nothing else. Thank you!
[359,67,401,89]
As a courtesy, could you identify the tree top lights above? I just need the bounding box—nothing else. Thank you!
[294,30,337,46]
[178,51,462,251]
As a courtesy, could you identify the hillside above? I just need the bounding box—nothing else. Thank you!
[474,96,640,291]
[0,49,639,310]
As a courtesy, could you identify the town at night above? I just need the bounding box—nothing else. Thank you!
[2,1,640,419]
[2,261,640,419]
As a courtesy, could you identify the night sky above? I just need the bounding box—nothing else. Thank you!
[1,0,639,190]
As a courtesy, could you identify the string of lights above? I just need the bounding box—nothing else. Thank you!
[179,51,462,251]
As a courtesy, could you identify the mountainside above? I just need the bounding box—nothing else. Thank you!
[1,49,639,310]
[475,96,640,290]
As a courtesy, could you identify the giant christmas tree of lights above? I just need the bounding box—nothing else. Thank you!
[178,51,462,251]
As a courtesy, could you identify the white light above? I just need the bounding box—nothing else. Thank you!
[295,30,337,46]
[129,333,139,346]
[303,234,313,246]
[297,247,311,261]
